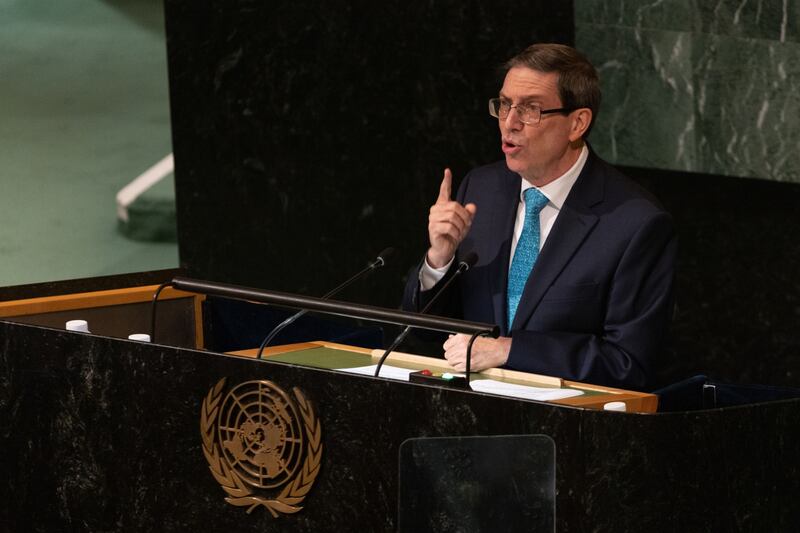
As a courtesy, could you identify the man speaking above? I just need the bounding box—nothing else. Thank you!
[402,43,676,391]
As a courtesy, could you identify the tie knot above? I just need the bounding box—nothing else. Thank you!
[523,187,548,215]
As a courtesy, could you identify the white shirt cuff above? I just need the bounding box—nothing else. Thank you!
[419,256,453,291]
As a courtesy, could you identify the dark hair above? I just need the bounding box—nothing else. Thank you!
[505,43,601,136]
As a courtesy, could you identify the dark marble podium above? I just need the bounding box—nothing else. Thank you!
[1,274,799,532]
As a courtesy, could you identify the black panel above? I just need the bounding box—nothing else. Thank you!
[201,296,383,352]
[163,0,573,307]
[626,166,800,388]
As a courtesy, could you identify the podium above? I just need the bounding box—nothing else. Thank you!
[1,272,799,531]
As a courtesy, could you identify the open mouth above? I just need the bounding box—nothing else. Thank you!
[502,139,521,154]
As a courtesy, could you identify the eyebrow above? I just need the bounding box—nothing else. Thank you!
[498,92,544,105]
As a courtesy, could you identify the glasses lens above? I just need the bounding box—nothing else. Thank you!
[489,99,500,118]
[517,104,540,124]
[489,99,539,124]
[490,99,511,119]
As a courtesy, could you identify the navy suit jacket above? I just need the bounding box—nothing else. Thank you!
[402,151,677,391]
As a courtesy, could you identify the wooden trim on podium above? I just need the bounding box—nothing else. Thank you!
[548,391,658,413]
[0,285,194,317]
[556,379,659,412]
[0,285,205,349]
[190,292,205,349]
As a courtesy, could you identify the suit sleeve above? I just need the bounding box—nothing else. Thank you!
[401,256,461,314]
[505,211,677,391]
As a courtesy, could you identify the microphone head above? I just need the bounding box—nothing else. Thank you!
[458,251,479,271]
[375,246,397,267]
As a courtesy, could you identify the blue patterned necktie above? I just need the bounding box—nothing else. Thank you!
[507,187,549,330]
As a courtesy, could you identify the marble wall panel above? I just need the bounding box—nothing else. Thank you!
[576,0,800,182]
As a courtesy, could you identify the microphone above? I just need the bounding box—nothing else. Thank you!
[149,280,174,343]
[373,251,478,377]
[256,247,396,358]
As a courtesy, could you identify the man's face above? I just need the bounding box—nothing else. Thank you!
[498,67,577,185]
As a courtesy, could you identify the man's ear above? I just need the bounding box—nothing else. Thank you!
[569,108,592,142]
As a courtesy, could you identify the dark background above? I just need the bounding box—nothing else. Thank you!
[164,0,800,388]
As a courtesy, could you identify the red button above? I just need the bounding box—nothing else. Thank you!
[420,369,432,376]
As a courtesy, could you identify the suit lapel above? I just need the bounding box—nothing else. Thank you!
[510,153,604,331]
[487,169,520,335]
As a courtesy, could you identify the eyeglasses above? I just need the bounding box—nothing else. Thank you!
[488,98,575,125]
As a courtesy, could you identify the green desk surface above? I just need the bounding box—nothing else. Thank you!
[266,346,373,369]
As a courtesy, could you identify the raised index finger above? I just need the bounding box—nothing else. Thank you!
[436,168,453,203]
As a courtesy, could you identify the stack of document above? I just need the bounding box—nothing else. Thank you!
[469,379,583,401]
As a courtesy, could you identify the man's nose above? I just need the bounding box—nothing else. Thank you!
[504,107,524,130]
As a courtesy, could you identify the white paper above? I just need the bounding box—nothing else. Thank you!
[469,379,584,401]
[338,364,415,381]
[338,366,584,401]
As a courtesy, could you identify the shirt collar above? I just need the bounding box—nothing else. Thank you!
[519,144,589,209]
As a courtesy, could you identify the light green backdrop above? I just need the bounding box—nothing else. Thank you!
[576,0,800,182]
[0,0,177,287]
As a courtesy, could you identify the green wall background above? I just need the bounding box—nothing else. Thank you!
[0,0,177,287]
[576,0,800,182]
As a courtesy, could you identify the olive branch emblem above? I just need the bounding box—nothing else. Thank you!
[200,378,323,516]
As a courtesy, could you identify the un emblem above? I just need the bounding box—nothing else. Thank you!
[200,378,322,516]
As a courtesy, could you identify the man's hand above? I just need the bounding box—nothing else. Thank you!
[443,334,512,372]
[426,168,477,268]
